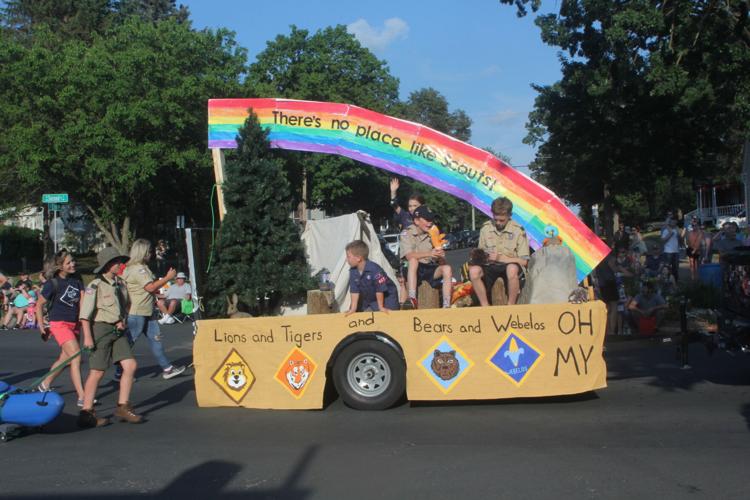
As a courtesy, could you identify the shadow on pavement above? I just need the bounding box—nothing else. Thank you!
[135,378,195,416]
[606,336,750,391]
[3,445,318,499]
[741,403,750,431]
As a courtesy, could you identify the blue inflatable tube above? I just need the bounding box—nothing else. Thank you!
[0,381,65,427]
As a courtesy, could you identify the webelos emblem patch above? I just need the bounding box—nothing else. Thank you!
[418,336,474,394]
[212,349,255,404]
[487,331,544,386]
[275,347,317,399]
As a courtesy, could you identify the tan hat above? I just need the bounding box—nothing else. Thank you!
[93,246,129,274]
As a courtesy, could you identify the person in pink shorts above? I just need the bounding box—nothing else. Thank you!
[35,250,87,406]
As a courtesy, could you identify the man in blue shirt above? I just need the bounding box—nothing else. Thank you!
[344,240,399,315]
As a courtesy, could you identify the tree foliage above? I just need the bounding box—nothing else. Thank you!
[246,25,402,221]
[500,0,750,234]
[0,15,246,251]
[205,113,311,317]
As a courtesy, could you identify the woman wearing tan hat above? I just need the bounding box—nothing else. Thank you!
[78,246,142,428]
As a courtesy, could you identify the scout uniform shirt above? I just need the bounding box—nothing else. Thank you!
[349,260,399,311]
[400,224,435,264]
[79,276,129,324]
[121,263,156,316]
[478,219,530,260]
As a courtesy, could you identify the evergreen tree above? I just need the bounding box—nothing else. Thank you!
[205,112,311,317]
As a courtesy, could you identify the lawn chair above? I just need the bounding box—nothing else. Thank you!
[172,298,196,323]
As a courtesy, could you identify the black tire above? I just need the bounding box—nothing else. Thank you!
[332,339,405,410]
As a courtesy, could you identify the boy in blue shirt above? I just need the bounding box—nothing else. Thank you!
[344,240,399,315]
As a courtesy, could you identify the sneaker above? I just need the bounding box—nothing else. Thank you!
[114,402,143,423]
[77,409,108,428]
[157,314,171,325]
[164,315,175,325]
[162,365,186,380]
[77,398,99,408]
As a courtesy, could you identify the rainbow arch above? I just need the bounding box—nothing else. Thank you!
[208,98,609,281]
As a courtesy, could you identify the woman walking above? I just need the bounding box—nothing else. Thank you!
[120,239,185,380]
[35,250,86,405]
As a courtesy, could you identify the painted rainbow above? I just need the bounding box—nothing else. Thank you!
[208,98,609,281]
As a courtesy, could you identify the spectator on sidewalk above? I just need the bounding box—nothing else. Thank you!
[685,216,704,280]
[612,222,630,251]
[121,239,185,380]
[628,281,668,332]
[157,271,192,324]
[3,279,35,329]
[155,239,169,277]
[712,221,743,261]
[660,217,680,283]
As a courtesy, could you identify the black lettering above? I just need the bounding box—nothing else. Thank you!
[314,117,321,128]
[579,344,594,374]
[578,309,593,336]
[558,311,576,335]
[391,136,401,148]
[331,119,349,130]
[413,316,423,332]
[491,314,513,333]
[214,329,221,342]
[554,347,580,376]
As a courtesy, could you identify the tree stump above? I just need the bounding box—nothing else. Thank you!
[490,279,508,306]
[307,290,334,314]
[417,281,440,309]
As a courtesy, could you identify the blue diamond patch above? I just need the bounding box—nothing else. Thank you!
[487,332,544,386]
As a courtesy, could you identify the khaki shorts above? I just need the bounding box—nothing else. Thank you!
[87,321,133,371]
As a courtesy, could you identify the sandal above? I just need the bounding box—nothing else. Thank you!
[37,383,50,392]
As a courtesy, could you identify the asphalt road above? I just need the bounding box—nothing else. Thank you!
[1,315,749,499]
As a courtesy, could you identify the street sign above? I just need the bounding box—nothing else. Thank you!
[47,203,62,211]
[42,193,68,204]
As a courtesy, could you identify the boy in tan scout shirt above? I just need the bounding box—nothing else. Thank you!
[468,197,530,306]
[78,247,142,428]
[400,206,453,309]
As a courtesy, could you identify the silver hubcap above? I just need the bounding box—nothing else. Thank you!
[346,353,391,398]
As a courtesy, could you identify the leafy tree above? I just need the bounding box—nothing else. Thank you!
[247,25,401,220]
[0,17,246,252]
[401,88,472,142]
[204,112,311,317]
[392,88,477,230]
[499,0,750,240]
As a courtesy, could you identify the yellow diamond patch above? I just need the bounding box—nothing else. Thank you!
[211,349,255,404]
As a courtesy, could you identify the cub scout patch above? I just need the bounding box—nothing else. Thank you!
[85,287,95,295]
[211,349,254,404]
[376,274,387,285]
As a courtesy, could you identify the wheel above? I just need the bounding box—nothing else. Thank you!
[332,339,405,410]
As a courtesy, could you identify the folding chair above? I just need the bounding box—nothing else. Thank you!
[172,298,195,323]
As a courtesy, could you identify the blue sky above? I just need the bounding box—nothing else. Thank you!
[182,0,562,166]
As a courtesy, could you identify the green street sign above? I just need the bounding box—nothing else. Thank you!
[47,203,62,211]
[42,193,68,204]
